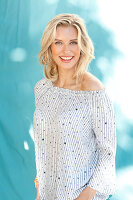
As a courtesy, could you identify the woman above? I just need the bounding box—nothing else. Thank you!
[33,13,117,200]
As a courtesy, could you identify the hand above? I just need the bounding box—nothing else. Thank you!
[74,186,96,200]
[35,181,40,200]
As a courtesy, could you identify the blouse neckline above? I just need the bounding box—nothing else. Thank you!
[46,78,105,95]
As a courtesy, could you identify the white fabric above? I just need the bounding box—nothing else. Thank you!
[33,78,117,200]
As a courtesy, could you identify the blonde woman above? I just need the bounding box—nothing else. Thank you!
[33,13,117,200]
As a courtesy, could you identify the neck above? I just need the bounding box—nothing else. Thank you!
[55,69,76,87]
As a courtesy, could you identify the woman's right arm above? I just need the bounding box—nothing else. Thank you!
[34,178,40,200]
[36,182,40,200]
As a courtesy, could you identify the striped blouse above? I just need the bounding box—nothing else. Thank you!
[33,78,117,200]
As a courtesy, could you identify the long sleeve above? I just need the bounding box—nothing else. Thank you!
[33,80,43,182]
[86,90,117,196]
[33,112,40,182]
[33,79,49,187]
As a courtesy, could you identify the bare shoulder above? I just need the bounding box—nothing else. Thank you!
[82,72,104,91]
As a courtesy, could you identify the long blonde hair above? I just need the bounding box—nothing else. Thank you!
[39,13,95,86]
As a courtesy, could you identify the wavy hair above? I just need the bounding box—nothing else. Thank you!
[39,13,95,86]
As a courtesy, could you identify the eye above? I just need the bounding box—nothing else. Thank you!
[55,41,62,45]
[70,41,78,45]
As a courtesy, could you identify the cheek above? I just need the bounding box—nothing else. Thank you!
[51,45,61,56]
[73,45,80,52]
[74,47,81,57]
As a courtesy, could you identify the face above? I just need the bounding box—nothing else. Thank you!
[50,25,81,71]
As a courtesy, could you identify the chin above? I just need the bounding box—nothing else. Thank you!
[59,64,77,70]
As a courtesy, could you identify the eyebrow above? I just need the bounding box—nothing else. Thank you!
[55,39,78,41]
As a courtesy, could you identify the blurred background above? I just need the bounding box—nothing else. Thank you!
[0,0,133,199]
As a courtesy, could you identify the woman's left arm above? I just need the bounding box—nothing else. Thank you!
[85,91,117,196]
[75,91,117,199]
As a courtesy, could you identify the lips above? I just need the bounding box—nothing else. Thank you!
[59,56,74,62]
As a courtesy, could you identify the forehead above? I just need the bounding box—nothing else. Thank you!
[55,25,78,38]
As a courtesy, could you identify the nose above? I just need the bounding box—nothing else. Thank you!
[62,44,71,53]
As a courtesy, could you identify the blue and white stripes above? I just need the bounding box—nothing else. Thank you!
[33,78,116,200]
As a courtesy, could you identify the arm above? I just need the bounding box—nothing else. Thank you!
[33,81,43,200]
[33,113,40,200]
[86,90,117,196]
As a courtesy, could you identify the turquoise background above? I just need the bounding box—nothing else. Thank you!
[0,1,132,200]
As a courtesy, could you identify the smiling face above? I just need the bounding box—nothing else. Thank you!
[50,25,81,72]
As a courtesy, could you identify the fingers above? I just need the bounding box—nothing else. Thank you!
[35,181,39,189]
[36,192,40,200]
[36,182,40,200]
[36,196,40,200]
[34,178,40,200]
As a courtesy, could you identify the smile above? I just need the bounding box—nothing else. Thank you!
[59,56,74,62]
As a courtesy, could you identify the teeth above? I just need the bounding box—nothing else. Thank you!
[60,56,73,60]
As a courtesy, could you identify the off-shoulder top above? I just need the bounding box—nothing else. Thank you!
[33,78,117,200]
